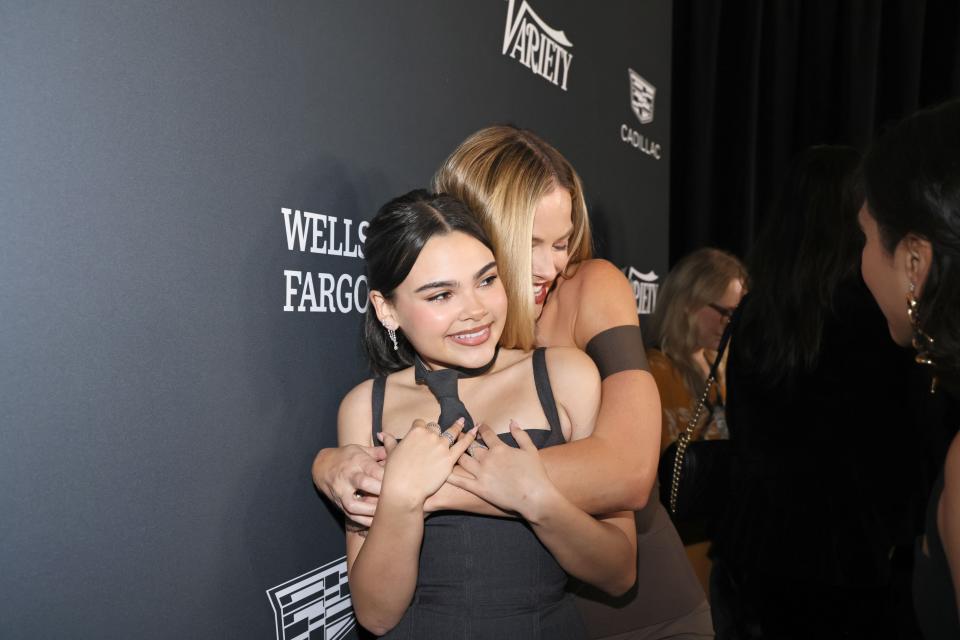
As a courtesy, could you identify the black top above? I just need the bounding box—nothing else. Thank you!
[370,348,585,639]
[914,468,960,639]
[711,277,924,587]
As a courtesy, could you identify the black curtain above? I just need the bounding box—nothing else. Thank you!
[671,0,960,263]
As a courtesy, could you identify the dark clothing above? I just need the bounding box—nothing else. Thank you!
[711,278,923,637]
[914,468,960,639]
[371,348,586,639]
[574,330,714,638]
[574,490,714,639]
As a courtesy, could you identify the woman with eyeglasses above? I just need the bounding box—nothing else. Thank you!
[645,247,746,592]
[648,248,746,452]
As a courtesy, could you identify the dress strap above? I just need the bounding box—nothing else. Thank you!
[532,348,564,438]
[370,376,386,444]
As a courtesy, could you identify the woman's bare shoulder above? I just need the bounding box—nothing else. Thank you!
[338,378,375,445]
[338,368,416,437]
[565,258,630,288]
[562,259,639,346]
[341,378,374,410]
[543,345,599,377]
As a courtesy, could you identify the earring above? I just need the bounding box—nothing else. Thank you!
[385,325,398,351]
[907,282,938,393]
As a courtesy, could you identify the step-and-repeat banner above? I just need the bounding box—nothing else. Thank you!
[0,1,670,637]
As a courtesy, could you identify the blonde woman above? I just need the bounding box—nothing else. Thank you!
[645,248,746,593]
[315,126,715,639]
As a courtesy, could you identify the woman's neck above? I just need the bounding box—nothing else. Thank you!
[692,348,710,377]
[415,345,501,378]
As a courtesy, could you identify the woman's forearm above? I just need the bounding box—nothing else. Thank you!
[425,474,509,515]
[540,371,660,513]
[526,486,636,595]
[348,493,423,636]
[433,374,659,516]
[538,435,653,513]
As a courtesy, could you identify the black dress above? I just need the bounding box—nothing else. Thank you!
[914,467,960,639]
[370,348,587,639]
[710,278,925,638]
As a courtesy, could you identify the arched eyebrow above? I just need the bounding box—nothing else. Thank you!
[413,261,497,293]
[474,261,497,279]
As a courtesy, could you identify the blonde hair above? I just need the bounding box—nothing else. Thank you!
[433,125,592,349]
[649,248,747,395]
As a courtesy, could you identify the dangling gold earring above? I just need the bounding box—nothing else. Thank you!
[907,282,938,394]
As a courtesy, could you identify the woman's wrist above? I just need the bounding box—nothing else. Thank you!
[517,482,564,525]
[379,484,427,515]
[312,447,338,494]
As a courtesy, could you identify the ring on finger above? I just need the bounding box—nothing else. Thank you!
[353,490,362,500]
[426,421,441,434]
[467,441,488,456]
[441,431,456,447]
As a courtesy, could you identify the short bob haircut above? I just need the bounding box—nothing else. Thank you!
[863,99,960,376]
[433,125,592,350]
[362,189,496,376]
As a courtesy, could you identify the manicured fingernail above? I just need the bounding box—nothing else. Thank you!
[376,432,384,442]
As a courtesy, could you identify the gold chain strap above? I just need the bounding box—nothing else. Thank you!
[668,374,716,515]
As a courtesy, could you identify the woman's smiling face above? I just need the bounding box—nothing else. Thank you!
[382,231,507,370]
[530,185,574,313]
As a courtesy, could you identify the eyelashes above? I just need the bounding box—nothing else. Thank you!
[426,274,499,303]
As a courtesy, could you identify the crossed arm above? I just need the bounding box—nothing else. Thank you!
[340,346,638,635]
[314,260,661,521]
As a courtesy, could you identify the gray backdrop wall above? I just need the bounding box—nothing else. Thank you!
[0,2,671,638]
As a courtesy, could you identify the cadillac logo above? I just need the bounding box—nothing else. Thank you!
[629,69,655,125]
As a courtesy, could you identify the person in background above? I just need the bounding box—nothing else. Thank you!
[314,125,715,639]
[709,145,921,639]
[858,99,960,640]
[646,247,747,592]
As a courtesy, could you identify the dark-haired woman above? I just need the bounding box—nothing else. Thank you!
[341,190,636,638]
[317,127,712,639]
[709,146,920,638]
[858,100,960,639]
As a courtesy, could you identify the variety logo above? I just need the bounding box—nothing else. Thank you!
[502,0,573,91]
[282,207,369,314]
[619,69,662,161]
[266,557,355,640]
[629,69,656,124]
[625,267,659,315]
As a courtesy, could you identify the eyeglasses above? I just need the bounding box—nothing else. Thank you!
[707,302,735,321]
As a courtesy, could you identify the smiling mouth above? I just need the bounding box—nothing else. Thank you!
[448,324,492,346]
[533,283,550,305]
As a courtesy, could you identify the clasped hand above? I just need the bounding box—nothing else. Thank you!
[446,422,555,519]
[377,419,475,509]
[320,419,552,525]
